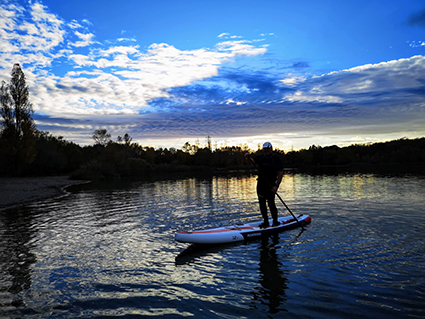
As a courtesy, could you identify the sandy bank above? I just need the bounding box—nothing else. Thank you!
[0,176,89,210]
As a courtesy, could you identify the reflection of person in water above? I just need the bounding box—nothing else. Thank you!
[251,235,288,314]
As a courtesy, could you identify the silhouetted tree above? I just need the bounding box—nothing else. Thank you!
[29,131,83,175]
[0,64,37,175]
[92,129,111,146]
[206,135,212,150]
[123,133,132,145]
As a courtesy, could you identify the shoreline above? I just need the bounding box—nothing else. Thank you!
[0,176,90,210]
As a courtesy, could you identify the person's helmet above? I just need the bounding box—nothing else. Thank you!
[263,142,272,149]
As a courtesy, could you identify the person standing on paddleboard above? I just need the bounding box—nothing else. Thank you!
[246,142,284,228]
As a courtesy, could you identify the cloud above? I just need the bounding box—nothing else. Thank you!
[1,1,269,122]
[215,40,267,56]
[409,41,425,48]
[68,20,83,29]
[282,91,343,104]
[217,33,243,39]
[280,74,306,87]
[313,56,425,96]
[0,1,65,72]
[70,31,95,47]
[291,61,310,68]
[136,55,425,141]
[2,1,424,149]
[408,9,425,28]
[27,2,65,51]
[32,55,425,146]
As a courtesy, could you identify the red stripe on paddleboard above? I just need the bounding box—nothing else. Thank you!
[282,219,294,224]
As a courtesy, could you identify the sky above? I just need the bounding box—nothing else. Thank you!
[1,0,425,151]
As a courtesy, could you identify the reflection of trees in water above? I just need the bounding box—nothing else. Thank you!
[0,207,37,306]
[251,235,289,314]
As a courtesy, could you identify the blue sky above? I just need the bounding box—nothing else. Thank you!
[1,0,425,150]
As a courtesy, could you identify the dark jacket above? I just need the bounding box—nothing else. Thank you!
[254,153,283,189]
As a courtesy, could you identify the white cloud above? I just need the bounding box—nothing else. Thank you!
[226,98,246,105]
[283,91,343,103]
[49,39,268,117]
[98,45,140,57]
[29,2,65,51]
[117,37,137,42]
[215,40,268,56]
[19,21,38,34]
[409,41,425,48]
[3,1,424,148]
[0,2,268,121]
[284,55,425,102]
[217,33,244,40]
[70,31,95,47]
[81,19,92,26]
[280,74,306,86]
[0,4,20,52]
[68,20,83,29]
[0,1,65,72]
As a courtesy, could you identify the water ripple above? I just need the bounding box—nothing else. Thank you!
[1,174,424,318]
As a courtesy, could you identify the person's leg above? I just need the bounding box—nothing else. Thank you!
[258,194,269,226]
[267,193,279,226]
[257,183,269,227]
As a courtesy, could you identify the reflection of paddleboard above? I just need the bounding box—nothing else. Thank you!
[175,214,311,244]
[175,242,240,266]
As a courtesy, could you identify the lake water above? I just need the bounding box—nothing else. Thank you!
[0,173,424,318]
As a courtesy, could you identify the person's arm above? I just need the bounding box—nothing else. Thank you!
[272,170,283,193]
[245,152,255,164]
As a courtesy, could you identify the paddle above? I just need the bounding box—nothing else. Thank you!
[247,156,306,230]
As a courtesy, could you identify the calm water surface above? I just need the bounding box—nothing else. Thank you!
[0,173,424,318]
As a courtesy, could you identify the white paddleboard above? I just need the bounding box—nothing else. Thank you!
[175,214,311,244]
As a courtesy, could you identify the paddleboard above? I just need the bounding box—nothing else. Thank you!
[175,214,311,244]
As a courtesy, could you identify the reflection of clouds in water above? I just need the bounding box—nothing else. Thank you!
[1,175,424,317]
[0,209,37,305]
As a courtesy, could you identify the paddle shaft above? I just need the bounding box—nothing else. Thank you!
[248,156,305,230]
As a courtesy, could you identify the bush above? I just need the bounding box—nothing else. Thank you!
[70,160,116,181]
[121,158,152,178]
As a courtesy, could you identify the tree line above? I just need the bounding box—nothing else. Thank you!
[1,64,425,179]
